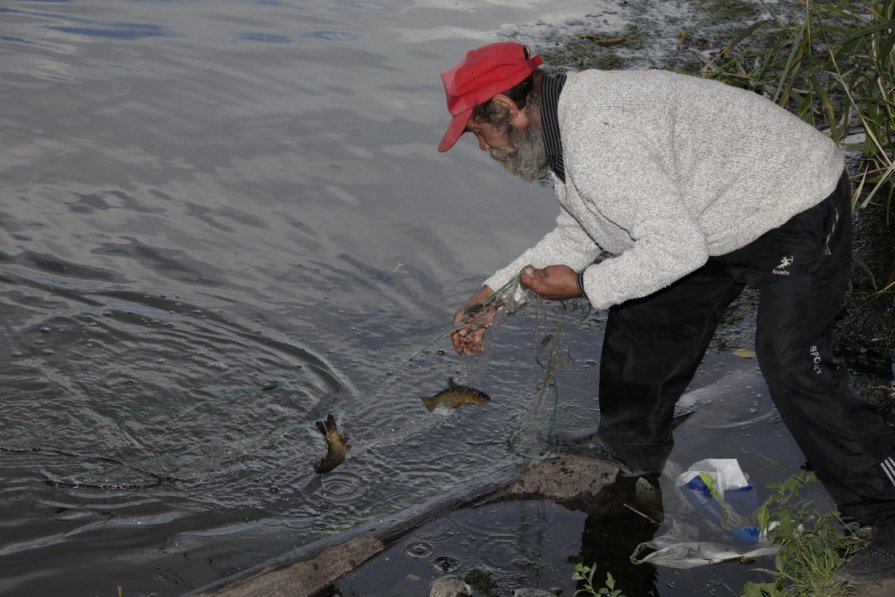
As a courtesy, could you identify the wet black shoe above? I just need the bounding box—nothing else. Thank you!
[539,428,606,456]
[538,429,645,476]
[547,428,601,448]
[838,523,895,584]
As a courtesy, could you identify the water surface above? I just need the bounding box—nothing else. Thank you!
[0,1,828,594]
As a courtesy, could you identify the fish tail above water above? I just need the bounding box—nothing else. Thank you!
[312,414,350,474]
[315,413,339,436]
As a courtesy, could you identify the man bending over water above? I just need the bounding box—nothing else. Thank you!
[437,41,895,584]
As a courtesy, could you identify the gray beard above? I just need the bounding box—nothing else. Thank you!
[489,122,549,182]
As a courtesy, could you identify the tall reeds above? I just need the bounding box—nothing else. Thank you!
[700,0,895,217]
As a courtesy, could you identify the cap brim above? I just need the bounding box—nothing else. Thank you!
[437,107,473,153]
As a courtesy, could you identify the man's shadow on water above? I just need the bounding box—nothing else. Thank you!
[571,475,663,597]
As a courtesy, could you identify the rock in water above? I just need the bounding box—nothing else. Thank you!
[429,574,472,597]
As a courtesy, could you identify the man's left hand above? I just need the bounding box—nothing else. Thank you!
[519,264,583,300]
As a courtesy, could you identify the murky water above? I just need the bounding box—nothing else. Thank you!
[328,343,836,597]
[1,1,833,595]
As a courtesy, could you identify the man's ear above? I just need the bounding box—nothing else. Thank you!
[491,94,519,115]
[491,93,530,127]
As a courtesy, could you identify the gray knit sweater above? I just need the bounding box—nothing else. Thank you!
[484,69,845,310]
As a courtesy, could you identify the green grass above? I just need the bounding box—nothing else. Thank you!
[699,0,895,217]
[741,473,866,596]
[572,474,867,597]
[572,562,626,597]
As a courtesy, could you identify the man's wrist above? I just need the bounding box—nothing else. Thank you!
[576,270,587,297]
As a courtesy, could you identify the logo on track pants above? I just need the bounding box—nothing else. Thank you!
[773,255,794,276]
[881,458,895,488]
[809,345,822,375]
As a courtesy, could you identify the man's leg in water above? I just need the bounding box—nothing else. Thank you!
[596,261,745,475]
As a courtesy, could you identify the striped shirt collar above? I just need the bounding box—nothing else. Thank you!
[540,73,567,183]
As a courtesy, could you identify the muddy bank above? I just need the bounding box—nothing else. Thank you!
[839,202,895,419]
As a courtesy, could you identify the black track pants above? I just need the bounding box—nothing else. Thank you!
[597,171,895,525]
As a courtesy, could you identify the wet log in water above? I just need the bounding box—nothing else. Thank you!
[190,456,620,597]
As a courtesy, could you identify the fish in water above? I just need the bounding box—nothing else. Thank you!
[421,378,491,412]
[313,414,350,474]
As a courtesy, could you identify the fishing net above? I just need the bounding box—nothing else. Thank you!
[1,275,599,491]
[311,275,596,464]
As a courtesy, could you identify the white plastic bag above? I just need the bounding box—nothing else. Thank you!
[631,459,779,569]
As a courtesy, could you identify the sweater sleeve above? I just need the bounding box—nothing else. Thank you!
[568,122,710,310]
[484,185,602,295]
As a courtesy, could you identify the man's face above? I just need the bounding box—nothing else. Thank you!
[466,113,548,182]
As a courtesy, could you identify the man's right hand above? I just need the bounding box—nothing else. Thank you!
[451,285,497,355]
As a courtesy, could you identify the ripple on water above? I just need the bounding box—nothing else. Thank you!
[309,468,369,506]
[402,539,435,559]
[464,533,541,573]
[36,455,168,491]
[414,517,462,545]
[431,554,463,574]
[302,30,359,42]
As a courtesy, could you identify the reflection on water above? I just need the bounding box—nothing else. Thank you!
[0,0,824,595]
[0,0,582,592]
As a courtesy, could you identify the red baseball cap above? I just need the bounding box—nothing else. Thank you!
[438,41,543,152]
